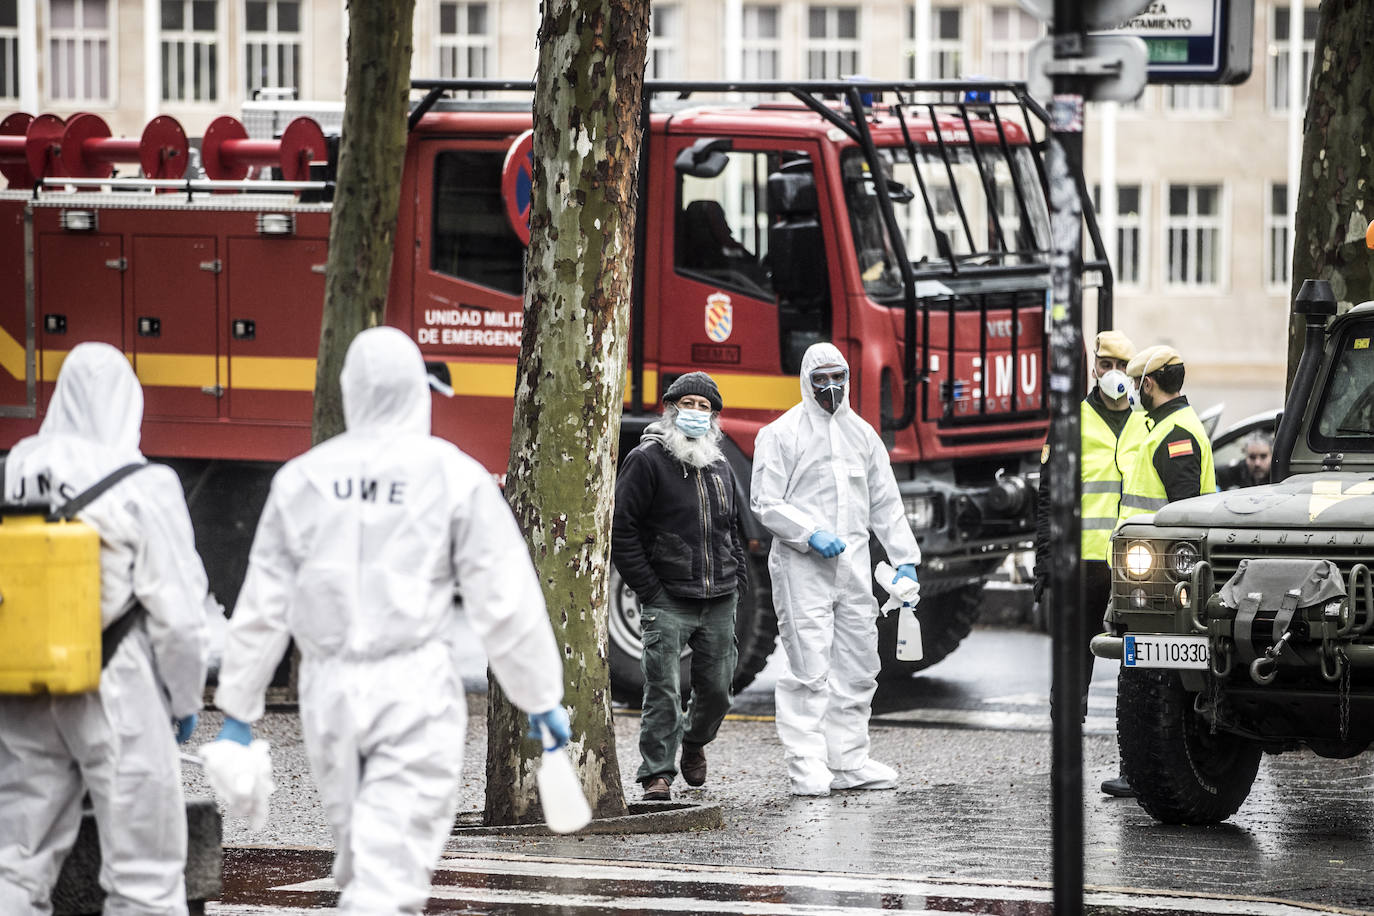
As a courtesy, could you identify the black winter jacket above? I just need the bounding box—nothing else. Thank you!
[612,430,747,604]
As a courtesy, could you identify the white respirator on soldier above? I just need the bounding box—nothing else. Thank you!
[1097,368,1137,409]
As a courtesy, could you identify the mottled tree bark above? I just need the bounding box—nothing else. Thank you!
[1288,0,1374,386]
[484,0,648,826]
[311,0,415,442]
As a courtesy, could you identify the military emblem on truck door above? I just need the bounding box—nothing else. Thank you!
[705,293,733,343]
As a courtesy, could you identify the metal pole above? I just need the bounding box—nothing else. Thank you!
[1048,0,1087,913]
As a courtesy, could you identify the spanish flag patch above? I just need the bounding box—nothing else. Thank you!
[1167,439,1194,459]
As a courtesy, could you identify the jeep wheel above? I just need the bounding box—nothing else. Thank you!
[1117,667,1261,824]
[876,579,983,679]
[607,559,769,706]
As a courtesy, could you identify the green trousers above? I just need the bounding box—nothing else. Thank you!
[637,591,738,785]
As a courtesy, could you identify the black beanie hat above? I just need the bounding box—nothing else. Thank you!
[663,371,723,412]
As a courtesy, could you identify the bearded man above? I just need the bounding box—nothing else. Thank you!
[612,372,747,802]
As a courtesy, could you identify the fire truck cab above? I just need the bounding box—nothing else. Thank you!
[0,80,1110,700]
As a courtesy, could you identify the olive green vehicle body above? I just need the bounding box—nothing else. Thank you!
[1093,292,1374,822]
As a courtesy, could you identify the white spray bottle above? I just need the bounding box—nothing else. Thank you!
[537,725,592,834]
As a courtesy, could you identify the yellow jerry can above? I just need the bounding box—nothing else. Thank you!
[0,512,103,695]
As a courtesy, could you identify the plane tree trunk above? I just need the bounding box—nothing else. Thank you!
[311,0,415,441]
[484,0,650,826]
[1287,1,1374,387]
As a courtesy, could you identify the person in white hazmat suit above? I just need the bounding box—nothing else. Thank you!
[0,342,210,915]
[751,342,921,797]
[210,327,570,916]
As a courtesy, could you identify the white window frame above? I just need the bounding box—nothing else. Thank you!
[1163,83,1229,116]
[905,5,965,80]
[648,3,682,79]
[1267,4,1318,114]
[161,0,224,104]
[741,4,781,81]
[1264,181,1291,292]
[436,1,493,84]
[805,5,861,80]
[1163,182,1226,291]
[983,5,1040,82]
[241,0,304,100]
[46,0,115,104]
[1115,87,1154,115]
[0,0,18,102]
[1095,182,1147,290]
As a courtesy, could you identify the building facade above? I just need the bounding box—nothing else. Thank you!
[1,0,1314,392]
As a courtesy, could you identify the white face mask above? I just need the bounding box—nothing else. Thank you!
[1097,368,1135,407]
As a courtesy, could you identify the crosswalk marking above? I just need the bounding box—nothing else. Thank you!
[245,853,1345,916]
[872,705,1117,736]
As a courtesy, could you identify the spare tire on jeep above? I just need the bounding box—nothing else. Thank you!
[1116,667,1262,824]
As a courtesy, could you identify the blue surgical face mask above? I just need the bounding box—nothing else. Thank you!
[674,407,713,439]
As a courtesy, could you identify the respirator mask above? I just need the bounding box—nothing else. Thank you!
[810,367,848,414]
[1097,368,1137,409]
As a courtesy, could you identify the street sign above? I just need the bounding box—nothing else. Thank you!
[1027,35,1149,103]
[1104,0,1254,84]
[1020,0,1254,86]
[1017,0,1153,32]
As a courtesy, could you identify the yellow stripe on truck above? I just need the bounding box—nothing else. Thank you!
[5,343,791,411]
[0,327,26,381]
[133,354,217,388]
[712,372,799,411]
[230,356,317,391]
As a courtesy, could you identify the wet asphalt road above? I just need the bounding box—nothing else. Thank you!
[188,627,1374,915]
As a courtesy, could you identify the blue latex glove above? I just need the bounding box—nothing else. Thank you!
[893,564,919,585]
[216,717,253,746]
[527,706,572,751]
[807,530,847,558]
[173,713,198,745]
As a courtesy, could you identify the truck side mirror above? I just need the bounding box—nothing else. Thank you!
[674,138,733,179]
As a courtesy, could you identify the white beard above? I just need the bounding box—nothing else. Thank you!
[655,417,725,469]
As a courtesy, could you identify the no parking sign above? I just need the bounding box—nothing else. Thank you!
[501,129,534,246]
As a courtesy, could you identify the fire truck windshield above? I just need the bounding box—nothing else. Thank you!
[842,144,1050,301]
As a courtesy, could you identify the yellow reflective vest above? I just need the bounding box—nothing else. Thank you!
[1118,402,1215,527]
[1080,401,1140,563]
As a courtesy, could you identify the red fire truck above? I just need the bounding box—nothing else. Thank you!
[0,79,1111,701]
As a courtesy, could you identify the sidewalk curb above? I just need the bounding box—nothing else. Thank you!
[452,801,723,837]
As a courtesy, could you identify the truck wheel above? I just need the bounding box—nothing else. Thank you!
[730,574,777,694]
[876,579,982,678]
[607,560,768,706]
[1117,667,1261,824]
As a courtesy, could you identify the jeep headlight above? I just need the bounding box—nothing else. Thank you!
[903,494,937,531]
[1168,541,1200,579]
[1123,541,1155,579]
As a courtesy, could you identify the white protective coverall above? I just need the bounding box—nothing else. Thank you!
[750,342,921,794]
[0,342,209,916]
[214,327,564,916]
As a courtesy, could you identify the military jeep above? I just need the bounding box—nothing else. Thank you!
[1092,278,1374,824]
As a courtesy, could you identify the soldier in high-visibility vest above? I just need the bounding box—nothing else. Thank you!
[1034,329,1141,797]
[1103,344,1216,798]
[1117,344,1216,527]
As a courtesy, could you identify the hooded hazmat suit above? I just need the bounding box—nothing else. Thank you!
[750,343,921,795]
[214,327,564,916]
[0,342,210,916]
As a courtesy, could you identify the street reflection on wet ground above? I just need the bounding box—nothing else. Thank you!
[211,845,1352,914]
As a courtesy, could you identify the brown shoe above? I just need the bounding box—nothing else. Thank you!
[642,777,672,802]
[680,743,707,787]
